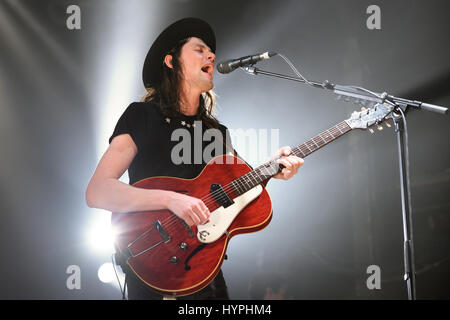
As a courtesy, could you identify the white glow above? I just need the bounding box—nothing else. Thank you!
[98,262,115,283]
[91,3,167,162]
[87,210,115,254]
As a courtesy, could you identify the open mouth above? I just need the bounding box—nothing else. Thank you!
[201,64,214,76]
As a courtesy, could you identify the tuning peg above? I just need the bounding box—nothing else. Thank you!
[385,122,391,128]
[377,125,383,131]
[369,128,374,134]
[361,107,366,111]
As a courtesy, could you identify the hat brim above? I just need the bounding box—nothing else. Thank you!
[142,17,216,88]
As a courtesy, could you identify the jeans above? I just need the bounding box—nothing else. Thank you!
[125,269,230,300]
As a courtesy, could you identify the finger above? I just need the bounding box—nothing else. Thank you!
[278,158,293,171]
[199,201,210,219]
[196,204,209,224]
[286,156,304,172]
[285,157,300,173]
[292,157,304,172]
[184,215,195,227]
[189,208,201,225]
[280,146,292,157]
[282,168,293,179]
[194,205,209,224]
[271,146,291,161]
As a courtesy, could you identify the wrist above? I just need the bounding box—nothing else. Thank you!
[157,190,175,210]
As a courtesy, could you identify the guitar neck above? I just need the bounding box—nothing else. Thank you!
[230,120,352,196]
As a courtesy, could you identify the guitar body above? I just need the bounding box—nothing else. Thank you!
[111,154,272,297]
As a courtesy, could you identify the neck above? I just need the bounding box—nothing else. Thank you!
[180,85,201,116]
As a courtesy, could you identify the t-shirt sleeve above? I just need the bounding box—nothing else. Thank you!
[108,102,146,146]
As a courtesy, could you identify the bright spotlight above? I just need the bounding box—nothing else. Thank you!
[98,262,115,283]
[87,210,115,254]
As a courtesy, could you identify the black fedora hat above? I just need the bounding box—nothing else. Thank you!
[142,17,216,88]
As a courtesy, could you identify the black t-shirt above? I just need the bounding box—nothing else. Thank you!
[109,101,234,185]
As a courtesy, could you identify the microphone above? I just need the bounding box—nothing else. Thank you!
[217,51,277,74]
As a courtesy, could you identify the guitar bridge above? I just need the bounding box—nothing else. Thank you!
[123,220,171,260]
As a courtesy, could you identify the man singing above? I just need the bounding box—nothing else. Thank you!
[86,17,303,300]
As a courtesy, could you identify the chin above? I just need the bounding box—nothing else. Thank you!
[202,81,214,92]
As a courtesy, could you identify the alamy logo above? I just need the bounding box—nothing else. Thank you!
[66,5,81,30]
[66,265,81,290]
[366,5,381,30]
[170,121,280,166]
[366,265,381,290]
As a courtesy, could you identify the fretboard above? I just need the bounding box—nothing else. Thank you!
[230,120,352,196]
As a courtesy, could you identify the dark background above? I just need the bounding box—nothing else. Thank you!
[0,0,449,299]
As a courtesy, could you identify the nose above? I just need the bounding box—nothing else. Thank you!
[207,51,215,63]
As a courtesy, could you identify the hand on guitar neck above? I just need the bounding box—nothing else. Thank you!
[272,146,304,180]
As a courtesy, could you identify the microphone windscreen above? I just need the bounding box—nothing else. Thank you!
[216,61,233,74]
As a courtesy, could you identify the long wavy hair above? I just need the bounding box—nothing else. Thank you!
[141,38,219,129]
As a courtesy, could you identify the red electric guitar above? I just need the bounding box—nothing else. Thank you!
[111,103,394,297]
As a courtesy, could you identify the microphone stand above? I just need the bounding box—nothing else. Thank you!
[241,66,448,300]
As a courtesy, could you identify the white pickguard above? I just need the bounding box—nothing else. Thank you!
[197,185,263,243]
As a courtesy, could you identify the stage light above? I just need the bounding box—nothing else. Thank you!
[86,210,115,254]
[97,262,115,283]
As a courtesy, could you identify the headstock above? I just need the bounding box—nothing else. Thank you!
[345,103,395,133]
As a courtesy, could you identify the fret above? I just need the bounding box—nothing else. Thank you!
[326,129,334,139]
[307,140,316,151]
[242,175,251,190]
[330,127,339,136]
[232,180,243,195]
[305,141,313,152]
[230,180,241,193]
[260,165,272,178]
[236,177,246,193]
[318,134,327,144]
[229,120,352,196]
[246,173,257,187]
[311,138,319,148]
[300,145,310,155]
[249,171,259,187]
[292,147,305,158]
[314,136,325,147]
[259,167,271,181]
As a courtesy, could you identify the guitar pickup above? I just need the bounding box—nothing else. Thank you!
[210,183,234,208]
[180,219,195,238]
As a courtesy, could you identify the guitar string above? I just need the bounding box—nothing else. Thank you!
[159,163,277,232]
[155,124,347,234]
[135,124,348,246]
[128,124,349,247]
[146,151,296,236]
[131,150,297,251]
[160,123,350,233]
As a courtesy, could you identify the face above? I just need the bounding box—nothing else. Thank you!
[166,37,216,94]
